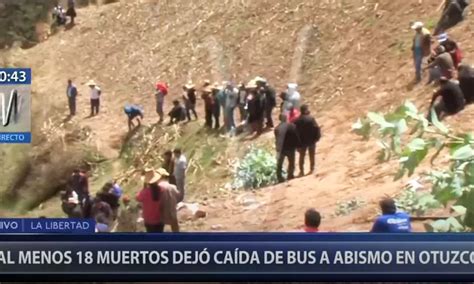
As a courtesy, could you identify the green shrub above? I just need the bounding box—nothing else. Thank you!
[232,147,279,190]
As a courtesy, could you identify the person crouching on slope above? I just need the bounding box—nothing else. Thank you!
[371,198,411,233]
[124,104,144,131]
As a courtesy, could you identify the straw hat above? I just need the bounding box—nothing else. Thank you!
[141,167,155,182]
[212,82,223,90]
[184,81,195,90]
[156,168,170,177]
[144,171,162,184]
[411,21,424,30]
[246,79,258,89]
[86,80,97,86]
[254,76,267,83]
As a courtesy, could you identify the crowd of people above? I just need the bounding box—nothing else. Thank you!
[57,2,474,234]
[411,14,473,121]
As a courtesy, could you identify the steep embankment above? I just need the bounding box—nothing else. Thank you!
[3,0,474,230]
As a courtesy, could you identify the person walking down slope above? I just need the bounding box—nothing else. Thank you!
[124,104,144,131]
[183,82,198,122]
[66,79,78,116]
[411,21,432,83]
[427,77,465,122]
[137,171,165,233]
[87,80,101,116]
[294,105,321,177]
[155,82,168,124]
[371,198,411,233]
[173,149,187,203]
[275,114,301,183]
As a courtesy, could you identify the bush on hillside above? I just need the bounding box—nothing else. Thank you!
[232,147,280,190]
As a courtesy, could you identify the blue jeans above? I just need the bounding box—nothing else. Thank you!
[224,107,235,132]
[414,51,423,82]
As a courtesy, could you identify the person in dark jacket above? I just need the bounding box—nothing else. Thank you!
[211,84,222,130]
[162,150,176,185]
[66,79,78,116]
[183,83,198,122]
[66,0,77,25]
[435,0,470,35]
[201,85,214,128]
[256,77,276,128]
[428,77,466,121]
[168,100,186,125]
[274,114,301,183]
[96,182,120,220]
[294,105,321,176]
[70,169,89,210]
[458,63,474,104]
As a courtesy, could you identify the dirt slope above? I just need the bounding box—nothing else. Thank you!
[7,0,474,230]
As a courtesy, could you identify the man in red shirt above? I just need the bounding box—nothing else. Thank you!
[304,208,321,233]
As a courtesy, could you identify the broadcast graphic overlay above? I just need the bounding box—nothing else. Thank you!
[0,68,32,144]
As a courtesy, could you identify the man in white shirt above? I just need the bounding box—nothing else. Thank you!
[87,80,101,116]
[173,148,187,203]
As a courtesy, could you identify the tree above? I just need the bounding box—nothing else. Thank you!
[352,101,474,232]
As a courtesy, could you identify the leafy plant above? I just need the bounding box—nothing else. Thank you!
[334,199,366,216]
[352,101,474,232]
[395,182,441,217]
[232,147,279,190]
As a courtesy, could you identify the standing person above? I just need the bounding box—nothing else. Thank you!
[168,100,186,125]
[237,83,248,122]
[52,3,66,26]
[137,171,164,233]
[280,91,292,115]
[435,0,470,35]
[427,77,465,121]
[371,198,411,233]
[69,169,89,212]
[458,63,474,104]
[201,85,214,129]
[304,208,321,233]
[124,104,144,131]
[223,81,238,136]
[256,77,276,129]
[156,168,180,233]
[173,148,187,202]
[211,83,222,130]
[246,80,265,136]
[411,22,432,83]
[155,82,168,124]
[294,105,321,176]
[274,114,300,183]
[87,80,101,116]
[183,82,198,122]
[115,196,139,233]
[66,79,78,116]
[66,0,77,25]
[286,83,301,110]
[162,150,176,185]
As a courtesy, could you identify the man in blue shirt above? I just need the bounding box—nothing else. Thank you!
[66,79,78,116]
[124,105,144,131]
[371,198,411,233]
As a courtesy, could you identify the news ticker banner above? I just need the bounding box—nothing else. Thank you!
[1,234,474,281]
[0,68,32,144]
[0,218,95,234]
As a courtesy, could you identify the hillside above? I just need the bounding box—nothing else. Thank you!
[1,0,474,231]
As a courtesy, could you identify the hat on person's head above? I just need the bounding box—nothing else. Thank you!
[124,105,132,113]
[437,33,449,43]
[156,168,170,177]
[254,76,267,85]
[146,171,162,184]
[86,80,97,86]
[184,81,195,90]
[411,21,424,30]
[202,85,213,93]
[141,167,155,182]
[212,82,222,90]
[203,79,211,85]
[246,79,258,89]
[287,83,298,90]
